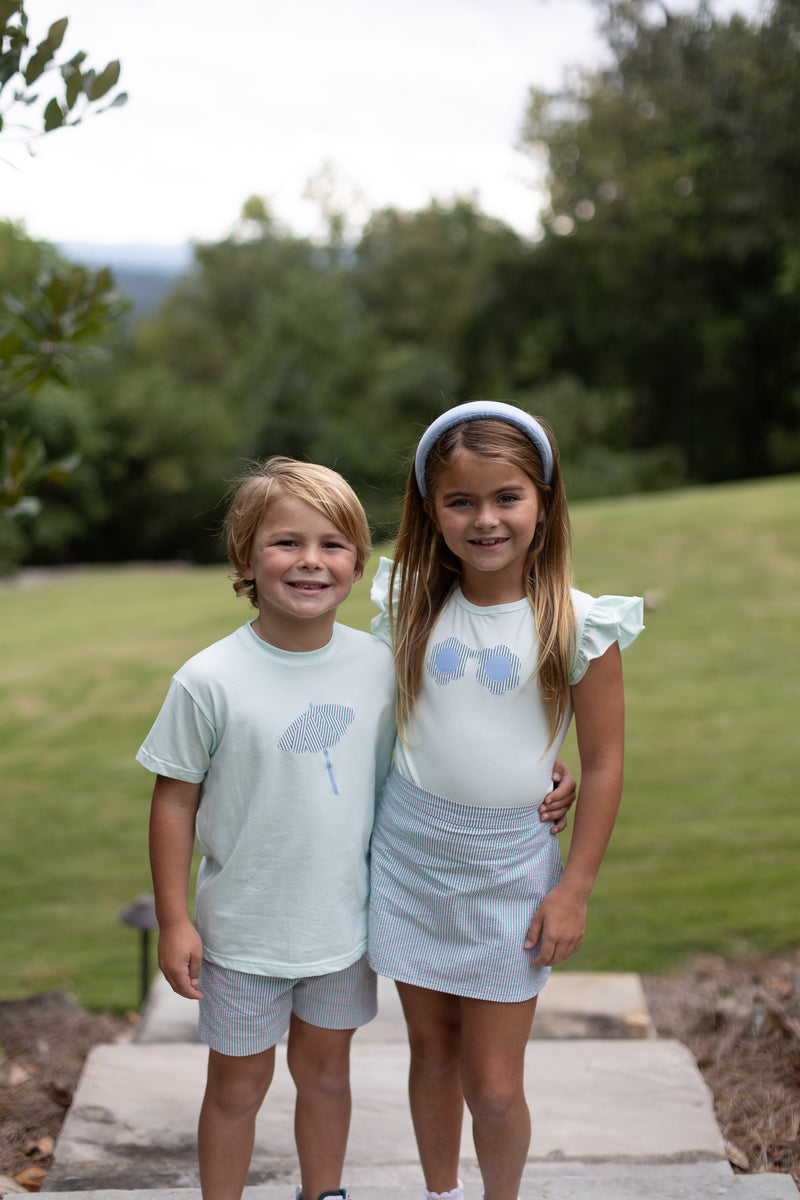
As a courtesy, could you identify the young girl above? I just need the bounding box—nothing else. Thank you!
[368,401,643,1200]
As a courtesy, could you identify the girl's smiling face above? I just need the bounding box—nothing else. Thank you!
[428,449,545,605]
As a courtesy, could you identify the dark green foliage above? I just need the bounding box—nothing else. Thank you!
[518,0,800,484]
[1,3,126,569]
[0,223,124,566]
[6,1,800,567]
[0,1,126,138]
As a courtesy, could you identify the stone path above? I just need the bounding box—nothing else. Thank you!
[32,972,797,1199]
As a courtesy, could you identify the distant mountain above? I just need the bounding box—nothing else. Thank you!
[59,241,193,274]
[59,242,195,316]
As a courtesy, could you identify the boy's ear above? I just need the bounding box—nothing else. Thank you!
[235,555,254,581]
[353,563,364,582]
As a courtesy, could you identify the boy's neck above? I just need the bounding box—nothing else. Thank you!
[250,610,337,652]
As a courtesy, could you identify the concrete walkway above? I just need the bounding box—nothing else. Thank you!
[30,972,797,1199]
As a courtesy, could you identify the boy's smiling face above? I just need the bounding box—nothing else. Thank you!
[243,493,362,651]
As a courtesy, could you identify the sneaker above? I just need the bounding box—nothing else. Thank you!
[295,1190,348,1200]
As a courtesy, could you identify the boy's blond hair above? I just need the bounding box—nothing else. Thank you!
[226,457,371,608]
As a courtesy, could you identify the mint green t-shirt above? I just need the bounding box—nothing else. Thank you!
[137,621,396,978]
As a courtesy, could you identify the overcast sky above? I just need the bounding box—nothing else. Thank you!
[1,0,763,250]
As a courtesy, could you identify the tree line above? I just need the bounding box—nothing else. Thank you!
[2,0,799,572]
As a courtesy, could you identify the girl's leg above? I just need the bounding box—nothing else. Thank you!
[198,1046,276,1200]
[287,1014,355,1200]
[396,981,464,1194]
[458,996,538,1200]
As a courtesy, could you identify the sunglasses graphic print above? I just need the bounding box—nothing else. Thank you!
[427,637,522,696]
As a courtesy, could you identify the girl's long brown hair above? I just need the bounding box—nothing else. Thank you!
[391,416,575,744]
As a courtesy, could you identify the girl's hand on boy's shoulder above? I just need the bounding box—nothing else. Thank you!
[157,920,205,999]
[539,759,577,834]
[524,882,587,966]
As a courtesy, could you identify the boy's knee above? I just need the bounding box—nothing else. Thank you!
[286,1025,353,1093]
[205,1051,274,1118]
[205,1073,271,1118]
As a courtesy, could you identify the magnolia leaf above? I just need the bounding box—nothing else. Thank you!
[0,328,23,359]
[88,59,120,101]
[43,96,64,131]
[23,39,51,84]
[47,16,68,51]
[7,432,46,481]
[4,495,42,517]
[2,293,27,317]
[0,1,24,26]
[63,49,86,70]
[65,66,81,109]
[45,452,81,484]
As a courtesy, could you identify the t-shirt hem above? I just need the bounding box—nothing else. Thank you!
[135,747,206,783]
[202,941,367,979]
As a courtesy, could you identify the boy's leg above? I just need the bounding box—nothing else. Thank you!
[288,955,377,1199]
[458,995,538,1200]
[198,1046,276,1200]
[395,981,464,1195]
[287,1015,355,1200]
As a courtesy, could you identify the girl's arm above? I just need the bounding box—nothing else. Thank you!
[525,642,625,965]
[148,774,204,999]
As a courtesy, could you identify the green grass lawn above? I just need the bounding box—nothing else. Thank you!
[1,475,798,1011]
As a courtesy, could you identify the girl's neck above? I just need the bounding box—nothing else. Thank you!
[459,565,527,607]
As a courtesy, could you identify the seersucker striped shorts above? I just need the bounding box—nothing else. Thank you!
[198,954,377,1056]
[368,768,563,1002]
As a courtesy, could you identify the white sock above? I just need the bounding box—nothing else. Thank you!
[425,1181,463,1200]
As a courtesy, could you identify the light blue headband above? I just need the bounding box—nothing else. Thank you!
[414,401,554,497]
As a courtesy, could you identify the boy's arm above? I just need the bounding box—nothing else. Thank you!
[539,758,577,833]
[148,774,204,999]
[525,643,625,965]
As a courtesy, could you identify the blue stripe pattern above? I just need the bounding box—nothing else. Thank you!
[198,956,377,1055]
[368,769,563,1002]
[426,639,522,696]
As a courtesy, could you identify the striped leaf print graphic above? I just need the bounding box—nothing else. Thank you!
[278,701,355,795]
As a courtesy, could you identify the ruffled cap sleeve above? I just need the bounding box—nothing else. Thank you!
[369,556,397,649]
[570,591,644,685]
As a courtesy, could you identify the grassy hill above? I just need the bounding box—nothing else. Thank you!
[1,475,797,1011]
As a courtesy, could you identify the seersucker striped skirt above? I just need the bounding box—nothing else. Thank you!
[368,767,564,1002]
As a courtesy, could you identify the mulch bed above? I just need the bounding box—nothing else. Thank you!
[0,992,132,1194]
[642,950,800,1188]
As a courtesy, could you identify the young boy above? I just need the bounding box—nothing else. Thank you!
[138,457,396,1200]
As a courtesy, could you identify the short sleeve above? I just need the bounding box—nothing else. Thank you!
[570,591,644,685]
[136,676,217,782]
[369,556,397,649]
